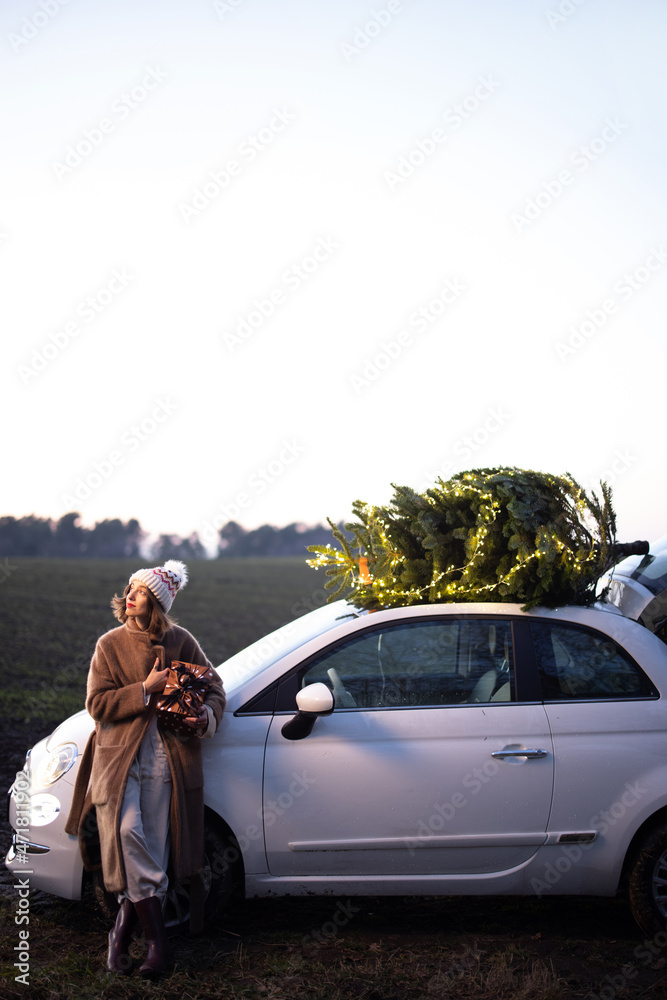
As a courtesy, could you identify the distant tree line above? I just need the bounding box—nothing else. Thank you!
[217,521,332,557]
[0,513,144,558]
[0,513,334,559]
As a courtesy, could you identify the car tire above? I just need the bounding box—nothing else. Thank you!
[628,823,667,935]
[163,820,241,934]
[90,870,118,925]
[91,818,242,936]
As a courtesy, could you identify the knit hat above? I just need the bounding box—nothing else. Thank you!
[129,559,188,612]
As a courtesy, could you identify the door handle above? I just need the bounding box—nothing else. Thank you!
[491,748,548,759]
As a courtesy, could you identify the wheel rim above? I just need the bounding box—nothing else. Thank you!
[651,847,667,918]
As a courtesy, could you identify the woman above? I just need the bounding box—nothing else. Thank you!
[66,559,226,976]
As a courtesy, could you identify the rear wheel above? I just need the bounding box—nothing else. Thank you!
[628,824,667,935]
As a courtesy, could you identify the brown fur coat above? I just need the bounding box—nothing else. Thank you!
[65,621,226,894]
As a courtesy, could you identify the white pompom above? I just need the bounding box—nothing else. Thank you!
[162,559,188,590]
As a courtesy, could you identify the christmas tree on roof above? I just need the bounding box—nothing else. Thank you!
[307,467,619,611]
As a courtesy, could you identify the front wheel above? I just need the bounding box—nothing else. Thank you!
[628,824,667,935]
[91,818,242,935]
[163,820,242,933]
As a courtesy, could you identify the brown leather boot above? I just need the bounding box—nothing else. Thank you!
[107,897,137,974]
[134,895,172,976]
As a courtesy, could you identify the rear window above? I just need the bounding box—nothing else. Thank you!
[528,620,658,701]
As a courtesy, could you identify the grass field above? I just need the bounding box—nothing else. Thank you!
[2,558,667,999]
[0,557,327,726]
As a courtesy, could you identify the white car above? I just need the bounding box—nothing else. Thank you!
[7,580,667,935]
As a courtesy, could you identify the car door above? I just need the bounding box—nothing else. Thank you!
[527,618,663,842]
[262,615,554,877]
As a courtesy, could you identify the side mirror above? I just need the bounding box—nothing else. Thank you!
[281,682,334,741]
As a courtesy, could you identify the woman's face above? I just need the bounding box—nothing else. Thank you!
[126,580,151,626]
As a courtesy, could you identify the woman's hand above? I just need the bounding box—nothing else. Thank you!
[144,658,169,695]
[182,709,209,732]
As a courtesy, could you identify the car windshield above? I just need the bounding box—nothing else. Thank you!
[216,600,361,693]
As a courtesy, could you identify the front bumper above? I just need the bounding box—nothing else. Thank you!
[5,773,83,901]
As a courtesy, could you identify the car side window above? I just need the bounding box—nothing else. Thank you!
[528,621,657,700]
[300,619,514,708]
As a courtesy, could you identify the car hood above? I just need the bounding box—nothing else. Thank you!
[44,708,94,751]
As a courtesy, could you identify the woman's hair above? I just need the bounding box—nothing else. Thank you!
[111,582,177,639]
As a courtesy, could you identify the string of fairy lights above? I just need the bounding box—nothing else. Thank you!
[307,468,613,611]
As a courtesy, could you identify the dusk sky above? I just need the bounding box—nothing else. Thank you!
[4,0,666,553]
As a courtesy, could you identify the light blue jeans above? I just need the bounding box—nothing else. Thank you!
[118,716,172,903]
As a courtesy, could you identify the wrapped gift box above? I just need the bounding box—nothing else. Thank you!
[156,660,213,736]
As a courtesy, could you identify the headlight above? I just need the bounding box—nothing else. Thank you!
[28,793,61,827]
[33,743,78,788]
